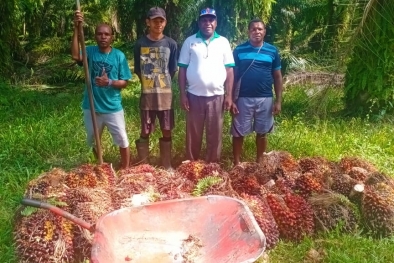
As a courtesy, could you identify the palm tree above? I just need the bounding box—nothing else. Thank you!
[344,0,394,113]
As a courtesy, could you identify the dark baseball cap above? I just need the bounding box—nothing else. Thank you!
[147,7,166,20]
[199,8,216,18]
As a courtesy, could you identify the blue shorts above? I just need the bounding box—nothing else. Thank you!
[231,97,274,137]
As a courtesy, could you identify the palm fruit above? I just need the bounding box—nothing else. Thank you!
[194,172,239,198]
[240,193,279,250]
[93,163,116,187]
[200,162,226,179]
[113,165,159,209]
[360,183,394,237]
[118,163,157,176]
[232,174,261,196]
[229,162,271,185]
[15,209,74,263]
[156,169,194,201]
[25,168,67,198]
[228,163,264,196]
[339,157,378,174]
[348,166,370,182]
[294,172,323,198]
[266,193,314,242]
[364,172,394,188]
[262,177,294,196]
[308,193,359,233]
[66,187,113,211]
[65,164,99,188]
[298,156,339,187]
[271,151,302,183]
[72,201,114,262]
[299,156,332,174]
[330,173,359,197]
[259,152,281,178]
[64,163,115,189]
[176,160,206,181]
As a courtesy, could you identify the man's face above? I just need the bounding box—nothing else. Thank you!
[248,22,266,43]
[198,16,217,37]
[95,25,113,49]
[146,17,167,35]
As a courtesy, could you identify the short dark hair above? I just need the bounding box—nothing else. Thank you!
[95,23,113,35]
[248,19,265,30]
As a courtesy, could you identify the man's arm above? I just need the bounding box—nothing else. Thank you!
[273,70,283,102]
[169,40,178,80]
[225,67,234,100]
[178,67,189,111]
[71,11,83,62]
[133,41,142,81]
[178,67,187,97]
[110,80,129,89]
[272,70,283,115]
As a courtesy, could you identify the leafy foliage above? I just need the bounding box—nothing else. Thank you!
[344,0,394,114]
[0,0,18,78]
[192,176,223,196]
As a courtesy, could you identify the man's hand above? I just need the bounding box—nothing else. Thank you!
[180,93,189,111]
[74,10,84,26]
[224,96,233,111]
[231,103,239,115]
[95,68,110,87]
[272,100,282,115]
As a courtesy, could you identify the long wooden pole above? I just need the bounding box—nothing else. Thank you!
[76,0,103,164]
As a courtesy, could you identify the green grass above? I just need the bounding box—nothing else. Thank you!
[1,80,394,262]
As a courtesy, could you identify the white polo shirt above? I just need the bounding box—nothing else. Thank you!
[178,31,235,96]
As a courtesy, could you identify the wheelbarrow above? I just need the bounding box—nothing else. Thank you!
[21,195,266,263]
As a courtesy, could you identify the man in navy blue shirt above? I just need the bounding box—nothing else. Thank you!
[231,18,283,165]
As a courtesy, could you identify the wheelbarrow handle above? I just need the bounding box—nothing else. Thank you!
[21,198,93,231]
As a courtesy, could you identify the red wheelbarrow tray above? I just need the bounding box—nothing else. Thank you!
[24,195,267,263]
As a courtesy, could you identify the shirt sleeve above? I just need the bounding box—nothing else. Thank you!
[118,52,132,80]
[223,38,235,67]
[169,39,178,72]
[178,37,190,67]
[133,40,141,75]
[272,47,282,71]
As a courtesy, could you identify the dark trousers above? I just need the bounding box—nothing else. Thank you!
[186,92,224,163]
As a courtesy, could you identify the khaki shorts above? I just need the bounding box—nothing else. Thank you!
[83,109,129,148]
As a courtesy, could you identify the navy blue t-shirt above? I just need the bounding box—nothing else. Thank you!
[233,41,281,97]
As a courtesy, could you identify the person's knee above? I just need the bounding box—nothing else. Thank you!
[256,133,267,139]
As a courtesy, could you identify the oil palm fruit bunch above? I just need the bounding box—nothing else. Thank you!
[360,183,394,237]
[309,192,359,233]
[240,193,279,250]
[15,206,74,262]
[294,172,323,198]
[266,192,314,242]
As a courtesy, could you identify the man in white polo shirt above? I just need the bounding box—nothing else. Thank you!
[178,7,235,163]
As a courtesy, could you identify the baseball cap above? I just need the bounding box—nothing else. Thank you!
[199,8,216,18]
[147,7,166,20]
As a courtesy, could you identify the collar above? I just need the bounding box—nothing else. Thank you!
[248,41,264,48]
[196,31,220,44]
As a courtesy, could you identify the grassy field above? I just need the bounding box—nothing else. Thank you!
[1,80,394,263]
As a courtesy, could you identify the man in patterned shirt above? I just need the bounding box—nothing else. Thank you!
[134,7,178,170]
